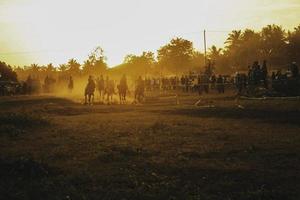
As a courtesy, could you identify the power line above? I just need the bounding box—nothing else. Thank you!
[0,30,233,56]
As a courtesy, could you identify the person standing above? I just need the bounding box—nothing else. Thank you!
[261,60,268,88]
[68,76,74,93]
[291,62,299,78]
[216,75,225,93]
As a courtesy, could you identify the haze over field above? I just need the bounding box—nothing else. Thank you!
[1,0,300,67]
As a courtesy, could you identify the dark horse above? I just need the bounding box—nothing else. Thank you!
[97,75,105,101]
[85,76,96,105]
[117,75,128,104]
[134,76,145,103]
[105,79,115,104]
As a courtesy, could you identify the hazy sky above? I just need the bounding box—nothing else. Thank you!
[0,0,300,67]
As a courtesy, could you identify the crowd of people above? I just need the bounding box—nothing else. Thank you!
[235,61,300,96]
[1,60,299,101]
[144,74,229,95]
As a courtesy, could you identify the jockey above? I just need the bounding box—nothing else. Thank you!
[98,75,105,90]
[135,76,145,102]
[120,74,128,90]
[85,76,96,104]
[68,76,73,93]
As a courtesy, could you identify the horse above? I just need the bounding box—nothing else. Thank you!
[117,77,128,104]
[84,79,96,105]
[134,85,144,103]
[97,78,105,101]
[117,84,128,104]
[105,80,115,104]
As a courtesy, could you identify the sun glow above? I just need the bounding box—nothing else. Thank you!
[1,0,300,67]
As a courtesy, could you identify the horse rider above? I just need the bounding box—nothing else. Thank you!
[85,75,96,105]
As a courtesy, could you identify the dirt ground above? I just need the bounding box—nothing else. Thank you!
[0,92,299,200]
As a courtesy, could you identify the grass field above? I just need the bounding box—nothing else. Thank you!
[0,92,300,200]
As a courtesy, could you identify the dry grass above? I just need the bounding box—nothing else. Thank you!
[0,93,299,200]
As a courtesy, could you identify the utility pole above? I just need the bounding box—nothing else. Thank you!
[204,30,207,67]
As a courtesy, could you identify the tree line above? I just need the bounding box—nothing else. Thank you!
[209,24,300,73]
[1,24,299,82]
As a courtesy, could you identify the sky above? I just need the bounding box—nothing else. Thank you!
[0,0,300,67]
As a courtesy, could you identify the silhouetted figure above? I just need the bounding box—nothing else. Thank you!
[68,76,74,93]
[216,75,225,93]
[252,61,261,85]
[105,78,115,104]
[26,75,33,94]
[235,73,247,95]
[184,75,189,92]
[44,76,50,93]
[290,62,299,78]
[261,60,268,88]
[97,75,105,100]
[197,75,202,95]
[118,74,128,104]
[85,76,96,105]
[210,74,216,90]
[271,72,276,81]
[181,75,185,92]
[203,74,210,94]
[135,76,145,103]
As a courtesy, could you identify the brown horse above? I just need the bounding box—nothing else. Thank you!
[85,77,96,105]
[105,80,115,104]
[118,76,128,104]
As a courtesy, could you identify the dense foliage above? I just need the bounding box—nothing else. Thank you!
[0,61,18,82]
[6,24,300,79]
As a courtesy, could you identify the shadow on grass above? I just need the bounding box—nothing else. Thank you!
[0,96,75,108]
[0,111,50,137]
[159,107,300,126]
[0,150,299,200]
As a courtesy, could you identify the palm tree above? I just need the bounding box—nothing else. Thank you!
[261,24,287,67]
[67,59,81,76]
[30,63,40,75]
[287,25,300,63]
[240,29,261,66]
[224,30,243,69]
[208,45,222,61]
[46,63,56,77]
[225,30,242,50]
[58,64,67,73]
[82,60,93,76]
